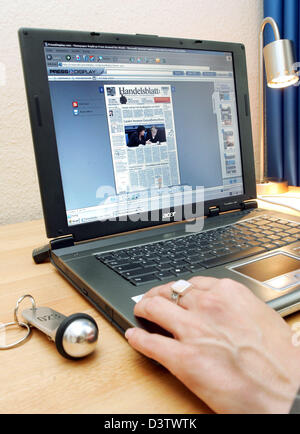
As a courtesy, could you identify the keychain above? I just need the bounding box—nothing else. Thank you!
[0,294,99,360]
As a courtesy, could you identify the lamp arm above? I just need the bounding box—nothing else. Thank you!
[258,17,281,183]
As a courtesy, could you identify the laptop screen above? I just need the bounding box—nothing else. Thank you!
[43,42,244,226]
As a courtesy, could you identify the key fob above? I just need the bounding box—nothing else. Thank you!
[22,307,98,360]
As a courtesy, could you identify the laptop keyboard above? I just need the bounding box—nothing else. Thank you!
[95,215,300,286]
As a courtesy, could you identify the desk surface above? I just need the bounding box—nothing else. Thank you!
[0,198,299,414]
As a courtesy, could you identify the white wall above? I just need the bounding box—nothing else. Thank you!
[0,0,263,225]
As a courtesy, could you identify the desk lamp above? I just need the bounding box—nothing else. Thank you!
[257,17,299,195]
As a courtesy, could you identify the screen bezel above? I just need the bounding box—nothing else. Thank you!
[19,28,256,241]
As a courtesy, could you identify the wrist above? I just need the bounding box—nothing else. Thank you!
[257,347,300,414]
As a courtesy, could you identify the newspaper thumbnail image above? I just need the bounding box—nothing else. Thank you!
[104,84,180,194]
[219,91,231,102]
[125,124,166,147]
[220,103,232,126]
[222,130,234,150]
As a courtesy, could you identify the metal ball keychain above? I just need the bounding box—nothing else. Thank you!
[0,294,99,360]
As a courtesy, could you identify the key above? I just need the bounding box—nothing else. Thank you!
[156,270,176,279]
[171,266,190,276]
[22,305,98,360]
[122,266,158,277]
[187,263,205,272]
[202,246,267,268]
[129,274,160,285]
[114,263,142,272]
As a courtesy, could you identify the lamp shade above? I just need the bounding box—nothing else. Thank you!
[263,39,299,88]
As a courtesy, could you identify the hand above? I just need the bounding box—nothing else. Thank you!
[125,276,300,414]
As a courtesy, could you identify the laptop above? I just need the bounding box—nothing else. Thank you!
[19,28,300,335]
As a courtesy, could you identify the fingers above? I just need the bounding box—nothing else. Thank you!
[141,280,176,300]
[125,327,182,370]
[188,275,220,290]
[142,276,220,310]
[134,294,191,339]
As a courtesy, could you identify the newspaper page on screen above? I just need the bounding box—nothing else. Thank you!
[104,84,180,194]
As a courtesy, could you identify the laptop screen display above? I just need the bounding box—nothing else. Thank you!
[43,42,244,226]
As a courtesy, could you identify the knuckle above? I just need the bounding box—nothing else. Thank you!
[144,295,161,315]
[217,278,237,292]
[128,328,142,345]
[188,276,201,284]
[199,292,219,311]
[218,278,248,295]
[188,276,206,286]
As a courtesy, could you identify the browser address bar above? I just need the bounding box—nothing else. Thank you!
[106,69,174,76]
[60,62,210,70]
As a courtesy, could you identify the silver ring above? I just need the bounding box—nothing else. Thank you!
[0,321,31,350]
[171,280,192,305]
[14,294,36,326]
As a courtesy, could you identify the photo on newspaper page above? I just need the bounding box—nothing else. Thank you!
[104,84,181,195]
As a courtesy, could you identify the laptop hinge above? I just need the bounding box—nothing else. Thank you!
[50,235,75,251]
[240,200,258,210]
[32,235,75,264]
[208,206,220,217]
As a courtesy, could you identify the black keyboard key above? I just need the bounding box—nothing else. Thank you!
[186,248,200,256]
[202,246,267,269]
[122,266,159,278]
[171,266,190,276]
[113,252,130,259]
[114,263,143,272]
[172,260,188,267]
[136,259,157,267]
[122,267,146,278]
[135,266,159,275]
[187,263,205,272]
[170,253,186,260]
[211,248,232,256]
[143,254,158,261]
[159,258,174,264]
[186,253,215,263]
[96,254,114,262]
[107,259,130,267]
[156,263,173,270]
[130,274,160,286]
[156,270,176,279]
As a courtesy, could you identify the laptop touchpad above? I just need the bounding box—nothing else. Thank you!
[232,253,300,291]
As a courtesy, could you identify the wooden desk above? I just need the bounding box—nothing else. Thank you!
[0,220,210,414]
[0,197,299,414]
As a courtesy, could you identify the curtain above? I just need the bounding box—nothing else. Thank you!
[264,0,299,186]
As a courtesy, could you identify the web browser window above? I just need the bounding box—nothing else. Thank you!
[43,42,244,226]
